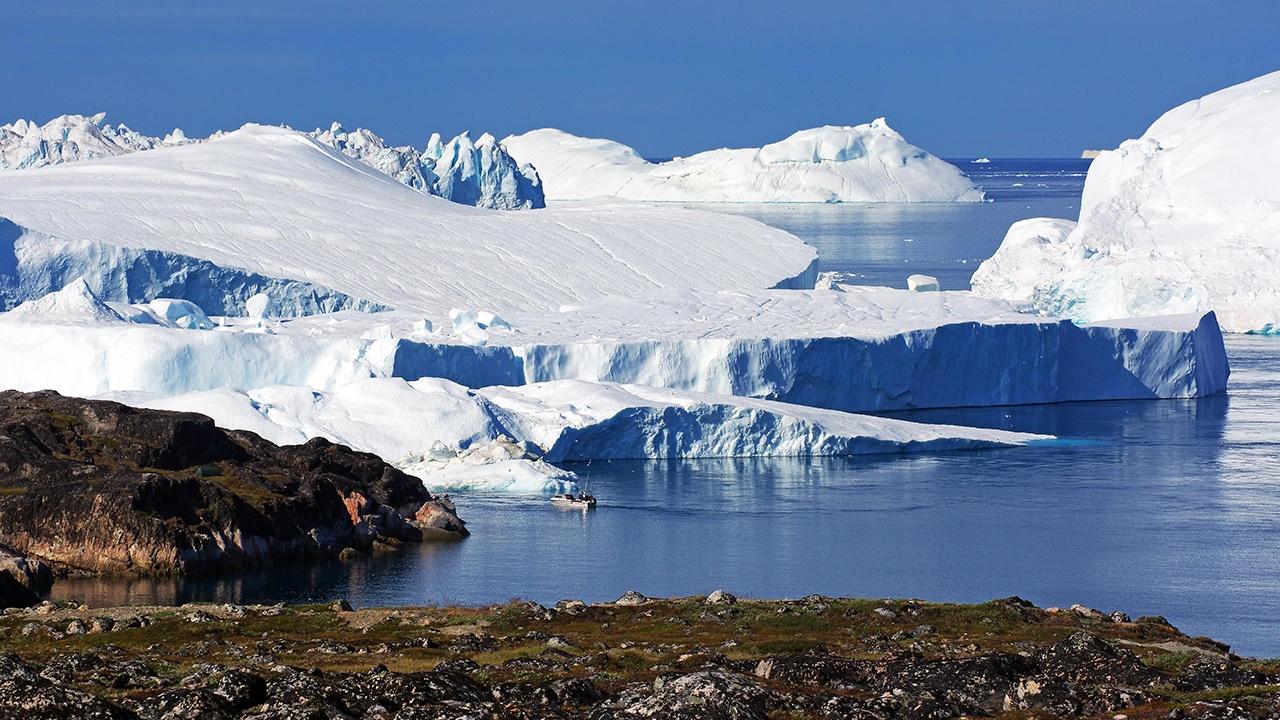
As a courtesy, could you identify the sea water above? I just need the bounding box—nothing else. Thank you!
[53,159,1280,659]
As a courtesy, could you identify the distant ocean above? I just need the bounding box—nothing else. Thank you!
[701,157,1092,292]
[54,159,1280,660]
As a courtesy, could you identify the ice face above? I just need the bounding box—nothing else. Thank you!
[501,121,984,203]
[971,70,1280,333]
[0,286,1229,410]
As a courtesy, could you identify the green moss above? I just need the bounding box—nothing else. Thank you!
[44,411,82,429]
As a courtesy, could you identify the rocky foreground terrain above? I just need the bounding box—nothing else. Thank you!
[1,593,1277,719]
[0,390,467,580]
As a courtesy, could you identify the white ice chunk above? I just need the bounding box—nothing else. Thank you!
[907,274,940,292]
[245,292,271,320]
[148,298,214,330]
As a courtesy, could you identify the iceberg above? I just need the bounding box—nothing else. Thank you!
[311,123,544,209]
[1,114,543,210]
[971,70,1280,333]
[477,380,1048,461]
[0,113,184,170]
[501,120,984,203]
[0,284,1228,410]
[0,125,817,315]
[102,376,1048,494]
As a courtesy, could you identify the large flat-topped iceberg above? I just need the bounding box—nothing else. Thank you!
[0,285,1229,411]
[972,70,1280,333]
[501,121,984,203]
[0,125,816,315]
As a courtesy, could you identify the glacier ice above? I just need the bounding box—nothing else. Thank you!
[971,70,1280,333]
[501,120,985,203]
[0,113,543,210]
[0,125,817,316]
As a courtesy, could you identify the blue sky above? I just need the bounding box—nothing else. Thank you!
[3,1,1277,157]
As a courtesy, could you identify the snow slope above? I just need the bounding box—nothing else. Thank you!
[0,125,817,315]
[501,121,984,203]
[1,114,542,210]
[972,70,1280,333]
[0,284,1229,411]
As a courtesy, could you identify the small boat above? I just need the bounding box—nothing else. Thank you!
[551,492,597,510]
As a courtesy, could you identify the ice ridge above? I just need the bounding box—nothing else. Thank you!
[0,113,544,210]
[311,123,545,210]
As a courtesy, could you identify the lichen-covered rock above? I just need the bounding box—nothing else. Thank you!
[621,670,781,719]
[754,653,873,689]
[0,651,136,719]
[1173,655,1268,692]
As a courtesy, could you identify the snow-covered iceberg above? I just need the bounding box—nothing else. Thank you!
[501,120,984,203]
[971,70,1280,333]
[0,114,542,210]
[0,283,1228,411]
[0,125,817,315]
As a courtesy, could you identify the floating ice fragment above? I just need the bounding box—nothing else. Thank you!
[148,298,214,330]
[907,275,940,292]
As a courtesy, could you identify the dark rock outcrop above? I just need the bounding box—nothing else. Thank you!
[0,543,52,608]
[0,390,466,576]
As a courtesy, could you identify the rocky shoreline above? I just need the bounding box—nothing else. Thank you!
[0,390,467,589]
[1,593,1277,719]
